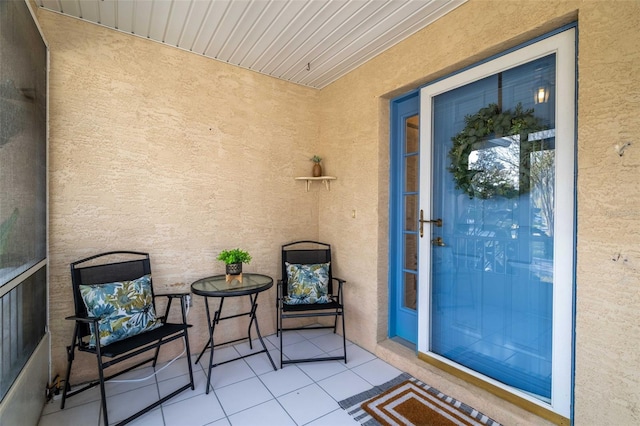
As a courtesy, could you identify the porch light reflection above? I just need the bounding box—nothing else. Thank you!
[534,85,550,104]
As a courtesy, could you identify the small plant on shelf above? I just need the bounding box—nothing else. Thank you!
[310,155,323,177]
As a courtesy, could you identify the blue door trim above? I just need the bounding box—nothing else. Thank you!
[389,91,419,342]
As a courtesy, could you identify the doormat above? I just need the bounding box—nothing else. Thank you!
[338,373,502,426]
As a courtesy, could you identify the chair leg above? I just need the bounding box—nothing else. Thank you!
[279,315,284,369]
[60,346,74,409]
[184,335,195,390]
[61,325,79,409]
[275,297,280,337]
[180,300,195,390]
[95,347,110,426]
[341,310,347,363]
[277,300,282,368]
[279,325,283,369]
[152,338,163,368]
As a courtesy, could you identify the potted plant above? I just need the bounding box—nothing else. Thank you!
[310,155,323,177]
[217,248,252,275]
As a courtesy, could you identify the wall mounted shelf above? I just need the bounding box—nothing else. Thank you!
[295,176,337,191]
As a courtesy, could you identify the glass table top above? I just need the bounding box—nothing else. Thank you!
[190,273,273,297]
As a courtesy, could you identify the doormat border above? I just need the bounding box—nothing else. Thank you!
[338,373,502,426]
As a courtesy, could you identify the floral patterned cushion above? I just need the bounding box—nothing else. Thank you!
[79,274,161,347]
[284,262,331,305]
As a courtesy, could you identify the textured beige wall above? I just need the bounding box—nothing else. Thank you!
[36,10,322,383]
[573,2,640,423]
[317,0,639,425]
[35,0,640,424]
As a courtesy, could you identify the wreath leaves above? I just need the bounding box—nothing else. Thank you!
[448,103,543,199]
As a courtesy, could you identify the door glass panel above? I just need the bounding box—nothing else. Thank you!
[404,272,417,309]
[430,55,556,399]
[405,115,419,152]
[404,233,418,271]
[405,194,418,231]
[405,155,418,192]
[402,114,419,313]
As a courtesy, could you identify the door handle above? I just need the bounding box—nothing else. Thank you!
[431,237,446,247]
[419,209,443,238]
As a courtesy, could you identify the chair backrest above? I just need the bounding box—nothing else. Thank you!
[281,241,333,297]
[70,251,152,339]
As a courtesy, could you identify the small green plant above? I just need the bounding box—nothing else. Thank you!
[216,248,252,265]
[310,155,322,163]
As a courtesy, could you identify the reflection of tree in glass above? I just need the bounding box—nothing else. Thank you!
[469,137,520,199]
[530,145,554,237]
[449,103,545,199]
[471,138,554,237]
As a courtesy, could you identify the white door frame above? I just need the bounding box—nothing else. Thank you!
[418,28,575,417]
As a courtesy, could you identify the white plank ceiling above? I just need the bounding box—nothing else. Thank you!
[36,0,466,89]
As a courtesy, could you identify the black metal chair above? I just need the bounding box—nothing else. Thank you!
[61,251,194,426]
[276,241,347,367]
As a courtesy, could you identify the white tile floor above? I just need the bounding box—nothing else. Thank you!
[39,328,403,426]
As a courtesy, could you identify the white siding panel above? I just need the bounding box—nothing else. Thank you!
[148,0,173,42]
[37,0,467,88]
[226,0,288,64]
[132,0,153,36]
[191,1,230,54]
[203,0,252,59]
[58,0,81,18]
[116,0,134,33]
[176,1,213,51]
[97,0,116,27]
[215,0,271,62]
[163,0,193,46]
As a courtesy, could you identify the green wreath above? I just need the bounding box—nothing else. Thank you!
[448,103,543,199]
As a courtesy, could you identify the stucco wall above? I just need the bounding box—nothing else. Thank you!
[573,2,640,423]
[35,0,640,424]
[317,0,640,425]
[36,9,322,383]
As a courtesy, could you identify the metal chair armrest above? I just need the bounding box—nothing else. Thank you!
[332,277,346,302]
[155,293,189,324]
[65,315,100,348]
[65,315,99,324]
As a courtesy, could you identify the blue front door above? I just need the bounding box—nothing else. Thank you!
[417,29,575,416]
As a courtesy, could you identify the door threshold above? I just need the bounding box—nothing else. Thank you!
[390,336,415,350]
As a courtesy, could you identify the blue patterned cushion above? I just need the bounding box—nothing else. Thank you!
[284,262,331,305]
[79,274,161,347]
